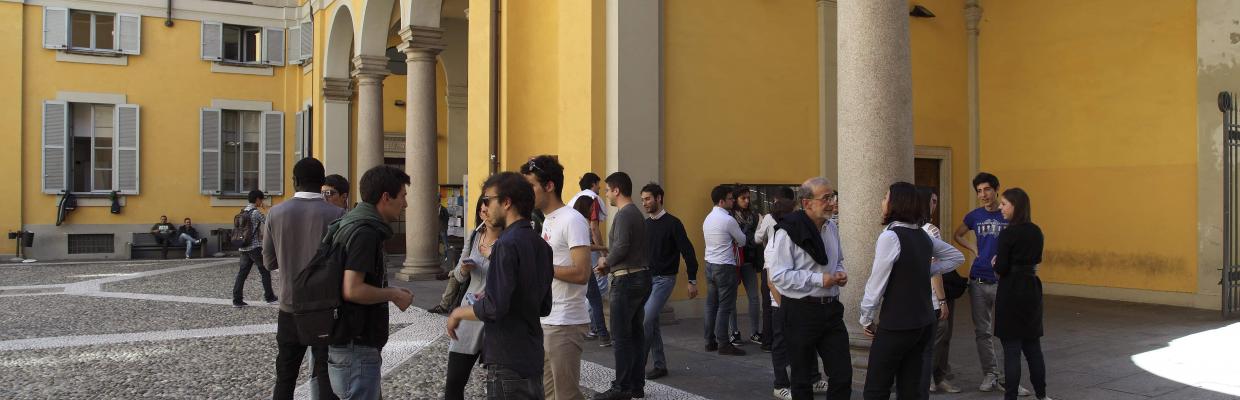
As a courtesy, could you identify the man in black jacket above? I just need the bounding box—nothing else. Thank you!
[176,218,204,259]
[638,183,698,381]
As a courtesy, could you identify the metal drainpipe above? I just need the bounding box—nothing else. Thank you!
[488,0,501,174]
[164,0,174,27]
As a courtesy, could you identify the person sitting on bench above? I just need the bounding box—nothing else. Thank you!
[150,215,177,259]
[177,218,205,259]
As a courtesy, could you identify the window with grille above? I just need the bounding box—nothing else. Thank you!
[68,234,114,254]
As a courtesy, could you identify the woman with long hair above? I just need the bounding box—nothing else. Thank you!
[443,194,502,400]
[730,186,763,345]
[993,188,1052,400]
[859,182,964,399]
[572,195,613,345]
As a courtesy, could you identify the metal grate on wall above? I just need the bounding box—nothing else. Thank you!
[67,234,115,254]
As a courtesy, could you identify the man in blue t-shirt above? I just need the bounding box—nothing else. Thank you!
[952,172,1028,395]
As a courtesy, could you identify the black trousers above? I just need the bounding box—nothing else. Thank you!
[234,248,276,303]
[782,298,852,400]
[274,311,337,400]
[760,269,773,345]
[863,324,935,400]
[445,351,481,400]
[1001,337,1047,400]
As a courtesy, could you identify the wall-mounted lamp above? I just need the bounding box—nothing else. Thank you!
[395,100,406,107]
[910,5,935,18]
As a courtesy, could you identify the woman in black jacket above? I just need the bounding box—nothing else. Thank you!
[992,188,1052,400]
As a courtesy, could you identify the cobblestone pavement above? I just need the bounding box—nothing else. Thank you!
[0,259,708,400]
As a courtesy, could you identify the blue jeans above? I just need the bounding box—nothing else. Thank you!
[729,262,761,336]
[643,275,676,370]
[586,271,610,337]
[609,270,652,393]
[703,263,738,344]
[485,364,544,399]
[327,343,382,400]
[178,233,197,257]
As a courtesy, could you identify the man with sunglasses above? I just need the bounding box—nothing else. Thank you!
[322,174,350,209]
[521,155,593,400]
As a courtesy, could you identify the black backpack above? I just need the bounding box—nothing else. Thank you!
[231,209,256,248]
[288,235,348,345]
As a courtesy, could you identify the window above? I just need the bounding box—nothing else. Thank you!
[220,110,262,193]
[222,25,261,64]
[69,10,114,51]
[71,104,115,192]
[43,101,140,195]
[68,233,115,254]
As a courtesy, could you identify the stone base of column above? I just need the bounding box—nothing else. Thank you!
[849,332,873,386]
[393,265,441,281]
[659,305,678,325]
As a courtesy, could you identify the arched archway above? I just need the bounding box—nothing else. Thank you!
[321,5,355,178]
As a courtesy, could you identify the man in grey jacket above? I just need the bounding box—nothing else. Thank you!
[265,158,346,400]
[594,172,651,400]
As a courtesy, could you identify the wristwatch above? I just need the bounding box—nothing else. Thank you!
[688,280,697,285]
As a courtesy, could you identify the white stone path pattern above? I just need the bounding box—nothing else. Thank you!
[0,260,707,400]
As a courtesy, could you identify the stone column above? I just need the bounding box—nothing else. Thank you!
[818,0,839,183]
[965,0,982,200]
[395,26,446,281]
[837,0,916,372]
[605,0,663,189]
[321,77,354,178]
[352,55,390,185]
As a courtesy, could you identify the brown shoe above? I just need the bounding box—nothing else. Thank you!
[718,343,746,356]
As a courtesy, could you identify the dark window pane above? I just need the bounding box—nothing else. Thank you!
[223,26,240,62]
[73,137,91,192]
[70,12,91,48]
[95,13,114,50]
[243,28,259,63]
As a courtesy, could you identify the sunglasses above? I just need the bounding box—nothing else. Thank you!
[322,190,339,197]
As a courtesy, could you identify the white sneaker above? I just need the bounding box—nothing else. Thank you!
[1017,385,1033,396]
[936,380,962,393]
[929,383,937,393]
[812,380,828,394]
[979,374,999,392]
[772,388,792,400]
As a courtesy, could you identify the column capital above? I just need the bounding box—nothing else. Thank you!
[322,77,354,102]
[964,1,983,34]
[351,55,390,81]
[397,25,446,60]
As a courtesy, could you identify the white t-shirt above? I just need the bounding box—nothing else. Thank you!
[540,205,592,326]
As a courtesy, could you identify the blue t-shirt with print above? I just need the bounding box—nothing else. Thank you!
[964,207,1007,281]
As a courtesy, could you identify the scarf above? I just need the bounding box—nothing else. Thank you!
[325,202,394,248]
[773,210,829,266]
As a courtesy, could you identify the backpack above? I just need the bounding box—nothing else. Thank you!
[231,208,256,248]
[288,237,349,345]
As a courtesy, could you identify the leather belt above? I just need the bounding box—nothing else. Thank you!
[785,295,838,304]
[611,267,648,278]
[970,277,998,284]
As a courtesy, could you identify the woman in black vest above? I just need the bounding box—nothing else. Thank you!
[859,182,964,400]
[993,188,1051,400]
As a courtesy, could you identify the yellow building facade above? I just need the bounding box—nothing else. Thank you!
[3,0,1236,310]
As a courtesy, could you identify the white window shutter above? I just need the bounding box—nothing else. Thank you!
[302,107,312,158]
[293,110,304,159]
[287,25,301,64]
[300,20,313,62]
[117,14,141,55]
[263,27,284,66]
[201,21,222,61]
[260,111,284,195]
[115,104,140,194]
[43,7,68,50]
[200,108,221,194]
[42,101,69,194]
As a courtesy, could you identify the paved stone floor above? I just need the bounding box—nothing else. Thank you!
[1,258,1237,399]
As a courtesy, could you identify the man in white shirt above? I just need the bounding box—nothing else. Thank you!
[522,156,593,400]
[765,177,851,400]
[701,185,747,356]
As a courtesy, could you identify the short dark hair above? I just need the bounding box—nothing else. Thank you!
[1002,188,1032,225]
[604,172,633,197]
[778,187,796,201]
[293,158,327,192]
[520,155,565,201]
[883,182,922,225]
[184,218,191,223]
[324,174,350,195]
[579,173,601,191]
[484,172,536,219]
[711,185,733,204]
[359,165,411,205]
[247,190,265,204]
[915,186,934,225]
[641,182,664,200]
[973,172,1000,191]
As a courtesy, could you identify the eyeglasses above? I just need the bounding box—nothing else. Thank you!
[808,194,838,203]
[322,190,339,197]
[481,195,498,204]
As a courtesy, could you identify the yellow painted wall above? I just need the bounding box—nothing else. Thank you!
[465,0,495,224]
[21,14,293,226]
[0,3,23,255]
[662,0,819,296]
[978,0,1198,292]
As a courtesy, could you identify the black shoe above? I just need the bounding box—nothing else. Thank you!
[592,388,633,400]
[633,389,645,398]
[427,305,450,315]
[760,343,772,352]
[750,333,764,344]
[232,301,248,308]
[646,368,668,380]
[730,331,744,346]
[599,335,612,347]
[718,343,746,356]
[265,297,278,305]
[705,342,719,352]
[435,271,451,281]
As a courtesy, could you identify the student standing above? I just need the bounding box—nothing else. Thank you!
[994,188,1052,400]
